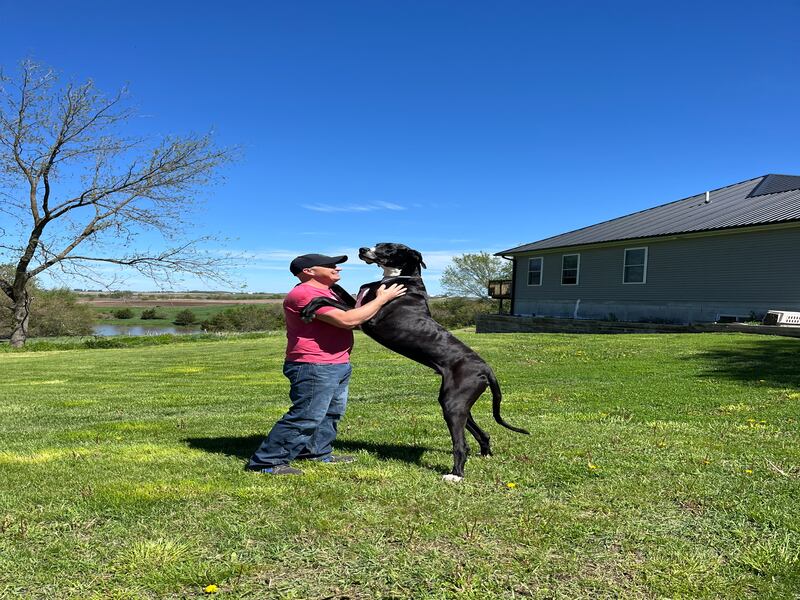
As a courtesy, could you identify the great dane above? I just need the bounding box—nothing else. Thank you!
[300,242,529,481]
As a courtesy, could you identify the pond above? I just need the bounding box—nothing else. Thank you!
[92,324,204,337]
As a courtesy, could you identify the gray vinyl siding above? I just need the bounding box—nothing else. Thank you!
[512,225,800,322]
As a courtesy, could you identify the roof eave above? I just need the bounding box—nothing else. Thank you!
[496,219,800,256]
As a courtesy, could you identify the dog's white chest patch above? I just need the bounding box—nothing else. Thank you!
[382,267,402,277]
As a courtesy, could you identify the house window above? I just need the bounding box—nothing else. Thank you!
[623,247,648,284]
[527,257,543,286]
[561,254,579,285]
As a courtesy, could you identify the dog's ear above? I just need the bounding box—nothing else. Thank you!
[411,249,426,269]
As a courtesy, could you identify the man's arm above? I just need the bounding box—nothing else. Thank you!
[315,283,406,329]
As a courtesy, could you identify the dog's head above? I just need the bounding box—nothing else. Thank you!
[359,243,427,277]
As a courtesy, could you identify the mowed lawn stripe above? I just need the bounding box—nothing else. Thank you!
[0,332,798,598]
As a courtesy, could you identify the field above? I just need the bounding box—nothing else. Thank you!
[1,332,798,598]
[80,296,283,328]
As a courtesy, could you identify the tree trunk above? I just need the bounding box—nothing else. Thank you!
[10,291,31,348]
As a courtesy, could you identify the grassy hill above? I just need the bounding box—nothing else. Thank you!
[1,332,798,598]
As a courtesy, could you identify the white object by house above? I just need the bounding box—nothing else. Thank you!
[763,310,800,327]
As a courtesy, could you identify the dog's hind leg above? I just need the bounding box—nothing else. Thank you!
[442,383,492,480]
[438,376,470,482]
[466,413,491,457]
[464,370,492,457]
[442,407,469,482]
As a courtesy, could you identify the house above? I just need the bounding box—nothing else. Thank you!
[495,174,800,324]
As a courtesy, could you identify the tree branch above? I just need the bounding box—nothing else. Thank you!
[40,241,239,288]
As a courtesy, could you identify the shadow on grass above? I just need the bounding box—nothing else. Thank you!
[335,439,433,465]
[184,435,262,461]
[183,435,435,468]
[697,337,800,388]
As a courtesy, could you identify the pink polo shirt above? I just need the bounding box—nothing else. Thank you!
[283,283,353,363]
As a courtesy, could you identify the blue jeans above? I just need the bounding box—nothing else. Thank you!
[247,362,352,468]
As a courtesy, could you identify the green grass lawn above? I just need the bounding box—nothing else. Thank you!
[1,332,798,598]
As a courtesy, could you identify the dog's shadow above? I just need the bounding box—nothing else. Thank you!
[183,435,435,469]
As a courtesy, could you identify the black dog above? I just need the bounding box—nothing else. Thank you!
[300,242,528,481]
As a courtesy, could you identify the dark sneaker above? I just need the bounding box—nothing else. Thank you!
[318,454,356,464]
[252,464,303,475]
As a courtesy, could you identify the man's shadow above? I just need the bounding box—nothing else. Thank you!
[183,435,434,468]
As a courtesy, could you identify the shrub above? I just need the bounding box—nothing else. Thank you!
[173,309,197,326]
[113,308,134,319]
[141,307,166,320]
[201,304,285,332]
[1,287,95,338]
[33,289,95,336]
[429,297,495,329]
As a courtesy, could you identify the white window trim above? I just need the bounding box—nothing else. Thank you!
[527,256,543,286]
[561,253,580,286]
[622,246,648,285]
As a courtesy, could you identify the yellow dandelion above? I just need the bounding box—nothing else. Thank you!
[204,584,219,594]
[588,462,598,471]
[744,469,753,475]
[506,482,517,489]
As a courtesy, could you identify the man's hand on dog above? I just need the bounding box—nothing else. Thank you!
[375,283,407,304]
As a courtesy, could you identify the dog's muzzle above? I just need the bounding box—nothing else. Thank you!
[358,247,378,264]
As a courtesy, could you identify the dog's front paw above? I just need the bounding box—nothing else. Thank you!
[442,474,463,483]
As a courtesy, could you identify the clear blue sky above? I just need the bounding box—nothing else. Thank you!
[2,0,799,295]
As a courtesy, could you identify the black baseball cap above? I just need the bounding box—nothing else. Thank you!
[289,253,348,275]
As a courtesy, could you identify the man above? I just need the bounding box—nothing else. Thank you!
[246,253,406,475]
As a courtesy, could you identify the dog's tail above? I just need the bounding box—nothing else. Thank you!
[487,370,529,435]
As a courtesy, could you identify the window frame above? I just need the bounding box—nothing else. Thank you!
[622,246,648,285]
[527,256,544,286]
[561,253,580,286]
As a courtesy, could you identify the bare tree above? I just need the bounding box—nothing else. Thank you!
[0,60,235,346]
[440,251,512,298]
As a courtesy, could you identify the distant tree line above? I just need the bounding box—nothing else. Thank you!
[2,249,505,339]
[1,291,493,340]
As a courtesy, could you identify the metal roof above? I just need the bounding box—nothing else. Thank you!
[497,174,800,255]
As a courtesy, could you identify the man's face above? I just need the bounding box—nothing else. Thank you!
[304,264,341,285]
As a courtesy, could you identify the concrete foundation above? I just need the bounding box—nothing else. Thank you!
[510,299,797,325]
[475,314,800,337]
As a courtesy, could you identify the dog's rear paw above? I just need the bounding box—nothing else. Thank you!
[442,474,463,483]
